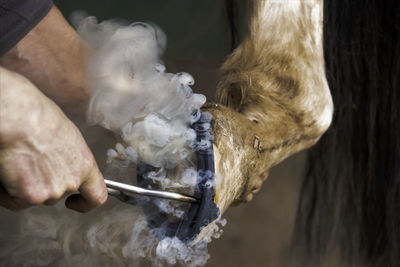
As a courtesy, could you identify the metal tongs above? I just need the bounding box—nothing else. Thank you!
[105,179,199,204]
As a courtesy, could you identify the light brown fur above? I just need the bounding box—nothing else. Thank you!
[204,0,333,213]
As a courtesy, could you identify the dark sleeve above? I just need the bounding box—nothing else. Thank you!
[0,0,53,56]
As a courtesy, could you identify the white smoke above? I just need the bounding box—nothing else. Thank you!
[0,15,225,267]
[80,16,206,170]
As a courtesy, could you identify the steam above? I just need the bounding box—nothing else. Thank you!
[80,16,206,170]
[0,15,225,267]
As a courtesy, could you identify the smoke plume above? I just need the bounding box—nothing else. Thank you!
[0,15,225,267]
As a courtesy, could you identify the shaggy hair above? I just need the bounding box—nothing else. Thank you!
[293,0,400,266]
[224,0,400,266]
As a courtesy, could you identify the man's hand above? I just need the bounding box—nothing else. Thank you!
[0,66,107,212]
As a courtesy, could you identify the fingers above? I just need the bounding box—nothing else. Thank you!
[44,199,59,206]
[65,166,107,212]
[0,193,30,211]
[0,183,32,210]
[0,166,107,212]
[0,142,108,212]
[0,185,65,209]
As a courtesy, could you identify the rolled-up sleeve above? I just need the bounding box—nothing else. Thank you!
[0,0,53,56]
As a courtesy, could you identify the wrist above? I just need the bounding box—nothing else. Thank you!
[0,67,63,145]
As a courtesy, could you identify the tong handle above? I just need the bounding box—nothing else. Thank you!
[104,179,199,203]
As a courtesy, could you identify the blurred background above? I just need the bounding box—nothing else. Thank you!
[54,1,307,266]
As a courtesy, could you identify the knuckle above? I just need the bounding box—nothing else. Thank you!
[11,177,48,205]
[45,179,67,200]
[69,180,80,192]
[22,190,48,205]
[48,188,65,200]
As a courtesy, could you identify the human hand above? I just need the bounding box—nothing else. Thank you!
[0,66,107,212]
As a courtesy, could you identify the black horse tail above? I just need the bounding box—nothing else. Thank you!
[293,0,400,266]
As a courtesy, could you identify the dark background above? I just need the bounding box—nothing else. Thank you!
[54,1,306,266]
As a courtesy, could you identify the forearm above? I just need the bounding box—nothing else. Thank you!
[0,6,90,114]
